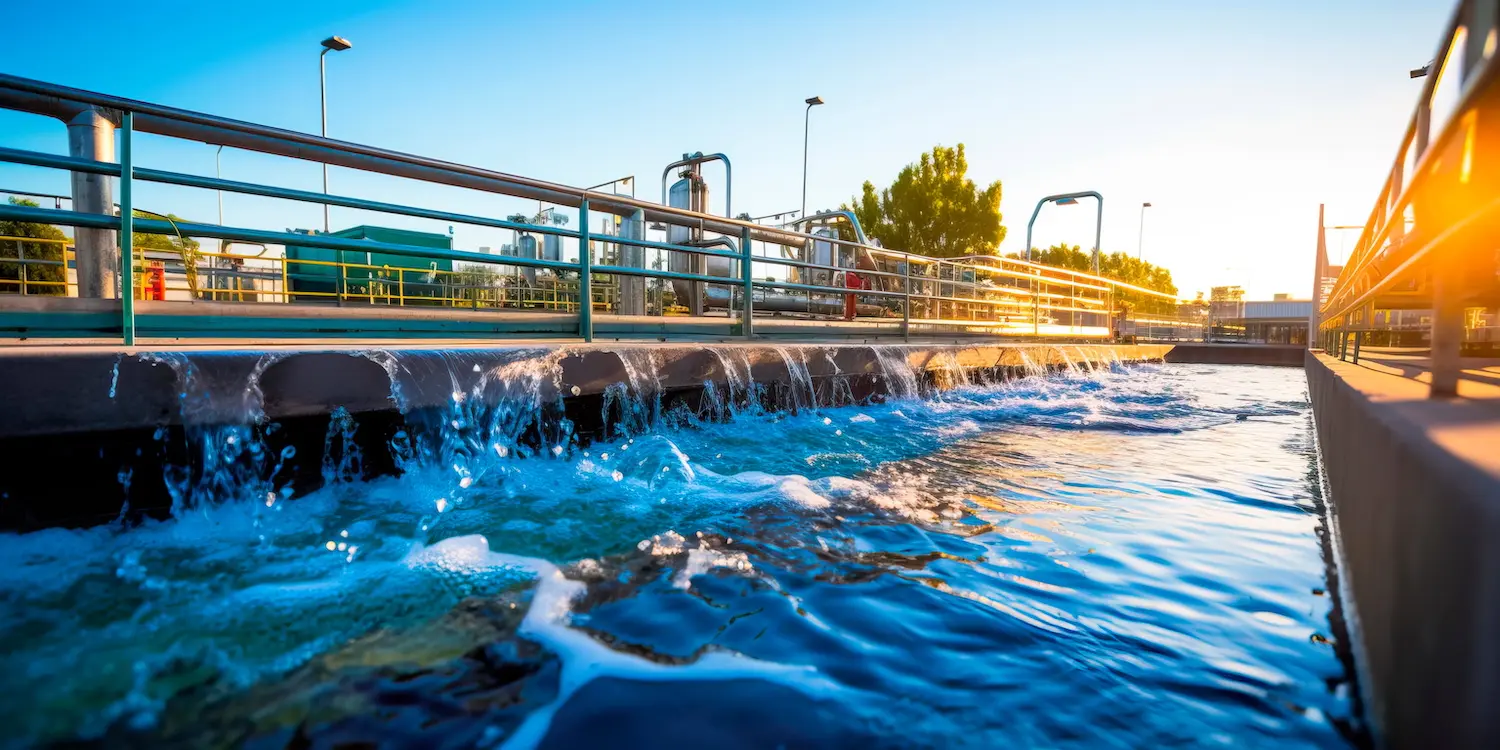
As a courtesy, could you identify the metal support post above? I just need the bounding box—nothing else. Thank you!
[68,107,117,298]
[120,111,135,345]
[902,253,911,341]
[578,200,593,342]
[1352,331,1363,364]
[1430,268,1464,397]
[740,225,754,339]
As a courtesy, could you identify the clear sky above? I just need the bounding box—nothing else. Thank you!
[0,0,1454,299]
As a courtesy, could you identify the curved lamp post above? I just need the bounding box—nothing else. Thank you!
[1025,191,1103,273]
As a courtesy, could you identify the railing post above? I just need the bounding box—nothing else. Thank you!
[578,200,593,342]
[740,225,754,339]
[1352,330,1363,364]
[1430,267,1464,397]
[902,252,911,342]
[1032,272,1041,337]
[119,111,136,345]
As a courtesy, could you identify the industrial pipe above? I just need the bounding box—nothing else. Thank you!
[660,152,731,218]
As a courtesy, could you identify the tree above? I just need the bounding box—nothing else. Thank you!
[0,198,68,295]
[131,212,202,295]
[1014,243,1181,315]
[845,144,1005,258]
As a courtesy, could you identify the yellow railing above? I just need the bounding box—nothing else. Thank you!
[0,236,73,295]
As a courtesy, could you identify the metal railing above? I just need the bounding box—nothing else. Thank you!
[0,73,1184,345]
[1314,0,1500,396]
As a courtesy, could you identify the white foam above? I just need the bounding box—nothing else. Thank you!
[460,535,843,750]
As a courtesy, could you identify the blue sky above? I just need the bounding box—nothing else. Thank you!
[0,0,1453,298]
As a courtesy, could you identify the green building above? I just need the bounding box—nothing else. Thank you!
[284,225,454,303]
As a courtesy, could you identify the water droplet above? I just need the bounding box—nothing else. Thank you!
[611,470,624,482]
[823,417,832,425]
[325,541,336,551]
[600,452,609,460]
[494,444,509,457]
[337,542,347,551]
[835,429,843,436]
[552,445,564,457]
[340,529,349,538]
[458,476,473,489]
[436,498,448,512]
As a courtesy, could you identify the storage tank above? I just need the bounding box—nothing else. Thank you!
[517,234,538,287]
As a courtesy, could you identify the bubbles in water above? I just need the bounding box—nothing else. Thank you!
[612,470,624,482]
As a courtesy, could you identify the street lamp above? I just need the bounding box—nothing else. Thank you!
[1025,191,1104,273]
[319,35,352,232]
[1137,201,1152,260]
[584,175,634,198]
[801,95,824,218]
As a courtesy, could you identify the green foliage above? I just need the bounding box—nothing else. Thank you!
[845,144,1005,258]
[0,198,68,295]
[132,211,202,295]
[1016,243,1180,315]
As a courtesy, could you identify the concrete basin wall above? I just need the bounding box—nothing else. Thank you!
[0,342,1169,529]
[1307,351,1500,748]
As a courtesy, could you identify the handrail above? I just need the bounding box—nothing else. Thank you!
[0,73,1183,315]
[1317,0,1485,325]
[0,74,1185,343]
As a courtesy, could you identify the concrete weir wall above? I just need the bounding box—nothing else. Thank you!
[1306,352,1500,748]
[0,342,1169,529]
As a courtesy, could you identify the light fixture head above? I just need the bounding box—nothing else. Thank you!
[805,96,824,106]
[321,36,353,52]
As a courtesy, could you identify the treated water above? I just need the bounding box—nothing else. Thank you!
[0,357,1356,748]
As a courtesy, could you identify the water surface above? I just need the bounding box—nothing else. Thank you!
[0,360,1356,748]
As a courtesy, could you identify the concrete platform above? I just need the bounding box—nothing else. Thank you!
[1164,342,1306,366]
[1306,351,1500,748]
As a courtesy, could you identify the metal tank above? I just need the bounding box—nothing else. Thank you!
[618,209,647,316]
[516,234,538,287]
[666,175,702,314]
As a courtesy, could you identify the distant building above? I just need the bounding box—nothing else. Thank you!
[1210,291,1312,345]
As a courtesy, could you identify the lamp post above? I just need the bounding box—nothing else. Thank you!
[1137,201,1152,260]
[801,95,824,218]
[584,176,634,198]
[1025,191,1104,273]
[319,35,352,233]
